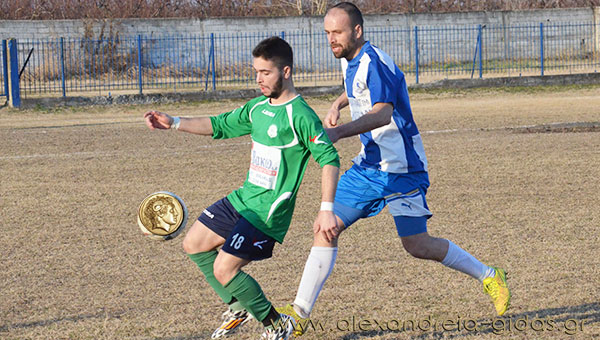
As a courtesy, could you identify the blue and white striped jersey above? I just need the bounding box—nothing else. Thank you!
[341,41,428,174]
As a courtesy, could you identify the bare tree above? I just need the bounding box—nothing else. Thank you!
[1,0,599,20]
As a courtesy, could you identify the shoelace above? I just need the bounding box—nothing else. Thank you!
[224,309,245,319]
[221,309,234,320]
[484,280,499,299]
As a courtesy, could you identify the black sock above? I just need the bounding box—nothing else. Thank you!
[261,306,280,327]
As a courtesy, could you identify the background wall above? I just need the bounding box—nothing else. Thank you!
[2,7,599,100]
[0,7,598,40]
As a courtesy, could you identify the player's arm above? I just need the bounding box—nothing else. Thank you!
[296,110,341,241]
[324,92,349,128]
[325,102,393,143]
[144,110,213,135]
[313,164,340,242]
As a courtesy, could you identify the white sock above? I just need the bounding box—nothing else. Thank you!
[441,240,495,282]
[293,246,337,318]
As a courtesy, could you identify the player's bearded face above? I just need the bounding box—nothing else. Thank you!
[331,34,358,59]
[325,9,360,60]
[266,73,284,99]
[253,57,285,99]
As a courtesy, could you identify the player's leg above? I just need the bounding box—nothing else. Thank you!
[183,219,232,305]
[281,212,351,337]
[290,165,379,321]
[400,229,494,279]
[386,173,493,279]
[215,217,295,339]
[432,234,510,316]
[286,214,343,322]
[390,174,510,315]
[400,230,510,315]
[183,198,253,338]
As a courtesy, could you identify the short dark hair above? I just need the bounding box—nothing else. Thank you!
[329,2,363,29]
[252,36,293,71]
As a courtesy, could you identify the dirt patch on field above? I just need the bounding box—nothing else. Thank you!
[512,121,600,134]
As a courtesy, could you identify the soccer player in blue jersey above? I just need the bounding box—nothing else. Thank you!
[279,2,511,332]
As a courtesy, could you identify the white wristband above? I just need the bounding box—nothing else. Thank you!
[171,116,181,130]
[320,202,334,211]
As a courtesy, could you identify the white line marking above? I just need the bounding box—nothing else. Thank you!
[0,142,252,160]
[0,121,586,161]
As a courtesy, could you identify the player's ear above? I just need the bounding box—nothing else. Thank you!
[354,24,363,40]
[282,65,292,79]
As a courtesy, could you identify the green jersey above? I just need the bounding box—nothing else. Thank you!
[210,95,339,243]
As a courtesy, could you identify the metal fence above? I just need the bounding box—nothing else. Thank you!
[1,40,7,98]
[11,21,600,97]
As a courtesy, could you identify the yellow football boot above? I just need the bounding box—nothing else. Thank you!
[483,267,511,316]
[276,304,309,336]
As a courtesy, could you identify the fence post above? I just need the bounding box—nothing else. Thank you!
[280,31,285,40]
[471,26,479,79]
[137,34,143,95]
[7,39,20,108]
[540,23,544,76]
[2,40,8,99]
[211,33,216,91]
[414,26,419,84]
[595,7,600,62]
[205,33,216,91]
[478,24,483,79]
[60,37,66,97]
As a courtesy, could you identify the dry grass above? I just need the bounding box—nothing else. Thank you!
[1,86,599,340]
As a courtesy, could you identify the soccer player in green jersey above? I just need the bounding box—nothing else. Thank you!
[144,37,340,340]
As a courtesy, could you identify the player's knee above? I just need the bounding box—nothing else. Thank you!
[403,242,429,259]
[213,264,233,285]
[313,231,339,247]
[402,233,445,260]
[212,264,225,284]
[402,237,430,259]
[182,234,197,254]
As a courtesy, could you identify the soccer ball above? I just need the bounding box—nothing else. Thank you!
[137,191,188,241]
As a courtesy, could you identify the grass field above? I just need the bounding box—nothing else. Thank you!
[1,85,599,340]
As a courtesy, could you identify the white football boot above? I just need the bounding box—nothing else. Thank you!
[211,308,253,338]
[261,313,296,340]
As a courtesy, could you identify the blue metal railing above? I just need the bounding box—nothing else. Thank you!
[13,22,600,97]
[1,39,7,98]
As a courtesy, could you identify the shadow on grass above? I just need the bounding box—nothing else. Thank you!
[336,302,600,339]
[0,309,214,340]
[2,303,597,339]
[152,334,212,340]
[0,309,123,332]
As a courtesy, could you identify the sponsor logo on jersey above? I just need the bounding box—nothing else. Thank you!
[249,142,281,190]
[251,150,279,176]
[267,124,278,138]
[348,97,372,119]
[355,81,367,94]
[309,131,328,145]
[262,109,275,117]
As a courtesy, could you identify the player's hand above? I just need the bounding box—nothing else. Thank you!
[324,106,341,128]
[144,110,173,130]
[313,210,340,243]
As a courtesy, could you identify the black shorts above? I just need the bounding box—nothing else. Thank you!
[198,197,275,261]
